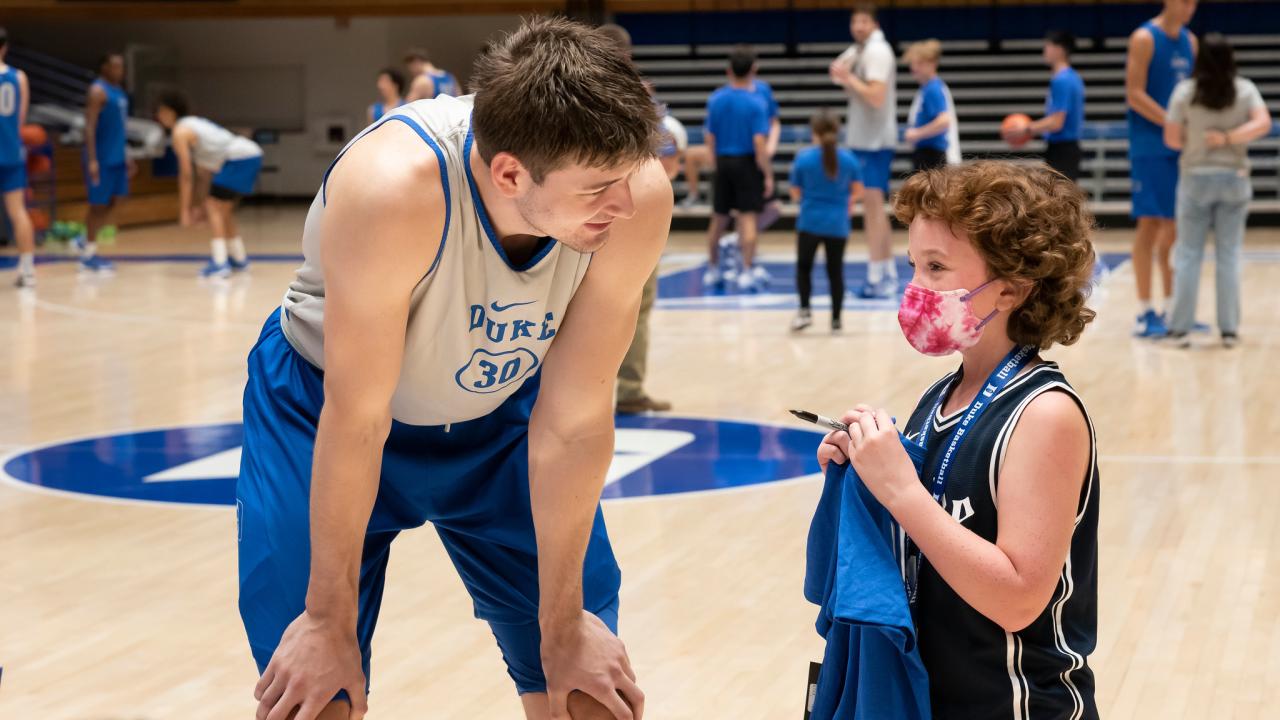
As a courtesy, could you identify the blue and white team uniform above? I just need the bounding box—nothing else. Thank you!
[175,116,263,200]
[84,78,130,206]
[370,98,403,122]
[0,65,27,194]
[1127,21,1194,219]
[425,68,461,98]
[237,96,619,697]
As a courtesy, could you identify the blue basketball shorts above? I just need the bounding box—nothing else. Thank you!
[851,148,895,195]
[0,162,26,194]
[1130,154,1179,220]
[85,162,130,206]
[236,308,622,696]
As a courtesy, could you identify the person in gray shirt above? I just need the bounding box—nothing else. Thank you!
[1163,33,1272,348]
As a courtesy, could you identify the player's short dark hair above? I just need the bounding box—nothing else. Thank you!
[156,90,189,118]
[0,27,8,50]
[728,44,756,79]
[99,52,124,70]
[852,3,878,20]
[403,48,429,63]
[468,16,659,183]
[378,66,406,95]
[1045,30,1076,56]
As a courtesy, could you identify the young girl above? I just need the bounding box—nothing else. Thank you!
[1163,33,1272,348]
[788,111,863,332]
[819,161,1100,718]
[154,91,263,278]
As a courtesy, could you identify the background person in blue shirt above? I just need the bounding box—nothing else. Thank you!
[367,67,405,124]
[789,111,862,333]
[703,44,773,292]
[1125,0,1198,338]
[81,52,132,274]
[1006,31,1086,181]
[903,40,953,173]
[0,26,36,289]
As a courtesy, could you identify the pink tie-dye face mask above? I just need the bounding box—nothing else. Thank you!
[897,280,999,356]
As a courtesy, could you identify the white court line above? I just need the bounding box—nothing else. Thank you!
[32,297,264,330]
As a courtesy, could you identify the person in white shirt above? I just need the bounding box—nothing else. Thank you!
[830,2,900,299]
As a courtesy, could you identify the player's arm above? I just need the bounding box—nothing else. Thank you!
[753,131,774,198]
[84,83,106,180]
[253,121,442,720]
[406,74,434,102]
[171,127,198,226]
[1030,111,1066,136]
[1125,29,1167,126]
[907,110,952,142]
[17,70,28,128]
[1162,116,1185,151]
[529,159,671,719]
[1225,103,1273,145]
[766,116,781,158]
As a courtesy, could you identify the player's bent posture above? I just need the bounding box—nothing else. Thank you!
[237,17,669,720]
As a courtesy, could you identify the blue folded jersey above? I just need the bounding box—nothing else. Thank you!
[804,435,932,720]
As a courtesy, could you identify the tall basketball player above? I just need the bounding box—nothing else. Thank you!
[81,52,131,274]
[404,48,462,101]
[238,18,666,720]
[830,3,900,300]
[1125,0,1197,338]
[0,27,37,289]
[153,92,262,278]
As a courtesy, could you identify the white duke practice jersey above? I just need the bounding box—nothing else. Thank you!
[280,96,591,426]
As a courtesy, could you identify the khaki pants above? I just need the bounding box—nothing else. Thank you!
[616,269,657,403]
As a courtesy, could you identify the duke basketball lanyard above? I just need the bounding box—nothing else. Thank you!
[904,344,1037,608]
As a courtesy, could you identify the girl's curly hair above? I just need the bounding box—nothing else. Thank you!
[894,161,1098,350]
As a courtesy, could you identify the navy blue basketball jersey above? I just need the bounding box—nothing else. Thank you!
[903,360,1099,720]
[0,66,24,166]
[1127,21,1194,158]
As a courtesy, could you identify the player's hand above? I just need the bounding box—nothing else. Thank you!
[1204,129,1229,148]
[847,407,920,510]
[254,610,368,720]
[763,175,775,200]
[542,610,643,720]
[126,158,138,178]
[904,128,920,143]
[88,160,100,186]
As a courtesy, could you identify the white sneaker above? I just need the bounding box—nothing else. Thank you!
[15,271,36,289]
[702,266,722,287]
[790,310,812,332]
[751,265,770,284]
[736,271,755,292]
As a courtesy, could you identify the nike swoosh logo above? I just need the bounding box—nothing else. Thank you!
[490,300,536,312]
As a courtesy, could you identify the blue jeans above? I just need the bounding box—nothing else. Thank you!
[1170,170,1251,335]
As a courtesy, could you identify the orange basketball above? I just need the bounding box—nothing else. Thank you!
[1001,113,1032,148]
[26,153,51,176]
[29,208,50,231]
[20,124,48,148]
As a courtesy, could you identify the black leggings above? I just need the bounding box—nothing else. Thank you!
[797,231,848,318]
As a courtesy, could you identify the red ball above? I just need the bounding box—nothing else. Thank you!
[29,208,50,231]
[20,124,48,148]
[26,153,51,176]
[1001,113,1032,148]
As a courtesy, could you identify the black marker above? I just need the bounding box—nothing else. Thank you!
[790,409,897,433]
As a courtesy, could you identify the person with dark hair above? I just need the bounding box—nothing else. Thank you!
[789,111,863,333]
[817,161,1100,719]
[153,91,262,278]
[1006,31,1086,181]
[903,40,959,173]
[238,17,667,720]
[702,43,773,292]
[1163,33,1271,348]
[1125,0,1198,338]
[80,51,130,273]
[830,3,900,299]
[0,26,37,288]
[404,47,462,101]
[367,66,405,123]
